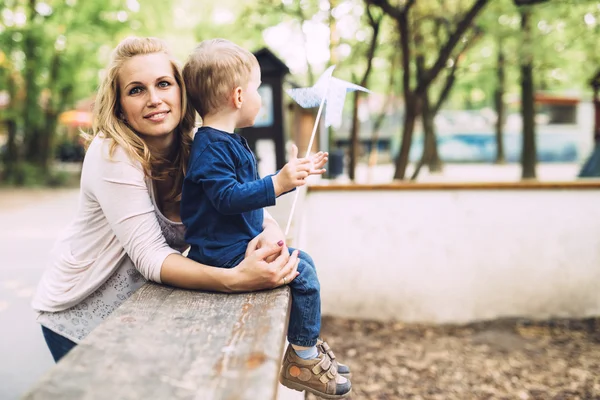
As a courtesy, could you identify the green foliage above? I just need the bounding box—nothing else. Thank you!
[0,0,178,185]
[1,0,598,185]
[448,0,600,109]
[0,161,74,187]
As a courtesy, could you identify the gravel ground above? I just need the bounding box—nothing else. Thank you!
[307,316,600,400]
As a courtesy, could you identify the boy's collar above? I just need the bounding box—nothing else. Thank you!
[202,125,235,135]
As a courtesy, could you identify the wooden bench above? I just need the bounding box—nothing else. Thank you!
[24,283,291,400]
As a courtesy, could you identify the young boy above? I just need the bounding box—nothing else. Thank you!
[181,39,352,398]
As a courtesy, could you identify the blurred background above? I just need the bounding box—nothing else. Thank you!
[0,0,599,185]
[2,0,600,399]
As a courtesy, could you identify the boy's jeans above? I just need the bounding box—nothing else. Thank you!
[41,326,77,363]
[222,247,321,347]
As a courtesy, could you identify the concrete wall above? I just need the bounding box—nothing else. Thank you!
[294,185,600,323]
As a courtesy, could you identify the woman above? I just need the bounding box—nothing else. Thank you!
[31,36,299,363]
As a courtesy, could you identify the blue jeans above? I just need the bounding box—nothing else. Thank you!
[222,247,321,347]
[41,326,77,363]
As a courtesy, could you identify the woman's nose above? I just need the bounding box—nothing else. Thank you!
[147,89,163,106]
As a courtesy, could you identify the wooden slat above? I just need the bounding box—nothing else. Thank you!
[308,180,600,191]
[24,283,291,400]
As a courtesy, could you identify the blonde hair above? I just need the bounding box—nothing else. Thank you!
[90,36,196,203]
[183,38,258,118]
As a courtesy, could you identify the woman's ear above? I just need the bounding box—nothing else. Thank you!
[233,86,243,109]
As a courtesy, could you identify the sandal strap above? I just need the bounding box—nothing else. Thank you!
[318,341,336,360]
[312,356,330,374]
[310,351,339,383]
[319,365,337,383]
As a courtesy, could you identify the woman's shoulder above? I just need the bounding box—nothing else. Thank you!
[86,134,142,167]
[82,135,145,187]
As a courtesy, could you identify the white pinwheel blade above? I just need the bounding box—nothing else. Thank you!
[285,66,336,109]
[285,87,322,108]
[323,78,370,128]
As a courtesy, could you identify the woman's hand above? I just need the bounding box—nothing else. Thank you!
[231,242,299,292]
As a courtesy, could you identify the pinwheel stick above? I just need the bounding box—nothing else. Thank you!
[284,93,327,236]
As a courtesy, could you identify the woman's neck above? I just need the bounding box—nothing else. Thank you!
[143,132,177,159]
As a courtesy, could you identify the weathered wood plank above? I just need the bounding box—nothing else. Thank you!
[24,283,291,400]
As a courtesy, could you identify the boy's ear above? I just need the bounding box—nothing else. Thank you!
[233,86,243,109]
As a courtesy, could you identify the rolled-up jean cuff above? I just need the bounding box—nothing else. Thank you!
[287,336,318,347]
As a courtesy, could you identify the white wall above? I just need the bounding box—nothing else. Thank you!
[296,189,600,323]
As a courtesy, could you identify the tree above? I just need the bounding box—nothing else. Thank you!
[438,0,598,173]
[348,4,383,181]
[366,0,490,180]
[494,34,507,164]
[239,0,323,86]
[0,0,163,184]
[513,0,549,179]
[410,6,483,180]
[517,4,538,178]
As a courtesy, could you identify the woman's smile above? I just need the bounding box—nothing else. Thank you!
[144,110,171,122]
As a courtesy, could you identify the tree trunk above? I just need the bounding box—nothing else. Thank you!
[368,55,398,172]
[494,38,506,164]
[368,112,385,169]
[23,0,44,167]
[39,50,65,170]
[2,70,21,182]
[393,98,418,180]
[411,89,441,180]
[348,7,380,181]
[520,9,537,179]
[349,90,360,181]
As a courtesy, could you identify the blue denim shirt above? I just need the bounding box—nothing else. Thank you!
[181,127,276,266]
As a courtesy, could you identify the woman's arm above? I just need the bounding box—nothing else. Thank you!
[161,241,299,292]
[87,139,179,283]
[245,210,287,263]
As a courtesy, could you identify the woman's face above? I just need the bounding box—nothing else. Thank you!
[118,52,182,146]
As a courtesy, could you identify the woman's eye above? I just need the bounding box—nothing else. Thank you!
[129,87,143,95]
[158,81,171,88]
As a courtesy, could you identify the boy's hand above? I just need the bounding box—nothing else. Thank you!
[272,145,311,196]
[309,151,328,176]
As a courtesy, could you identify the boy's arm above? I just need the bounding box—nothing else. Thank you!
[189,141,276,215]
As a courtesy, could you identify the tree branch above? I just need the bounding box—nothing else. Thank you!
[365,0,415,21]
[361,5,383,86]
[367,0,416,99]
[398,11,411,100]
[433,28,483,113]
[415,0,489,96]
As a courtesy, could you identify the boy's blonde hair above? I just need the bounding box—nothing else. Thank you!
[183,39,259,118]
[90,36,196,203]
